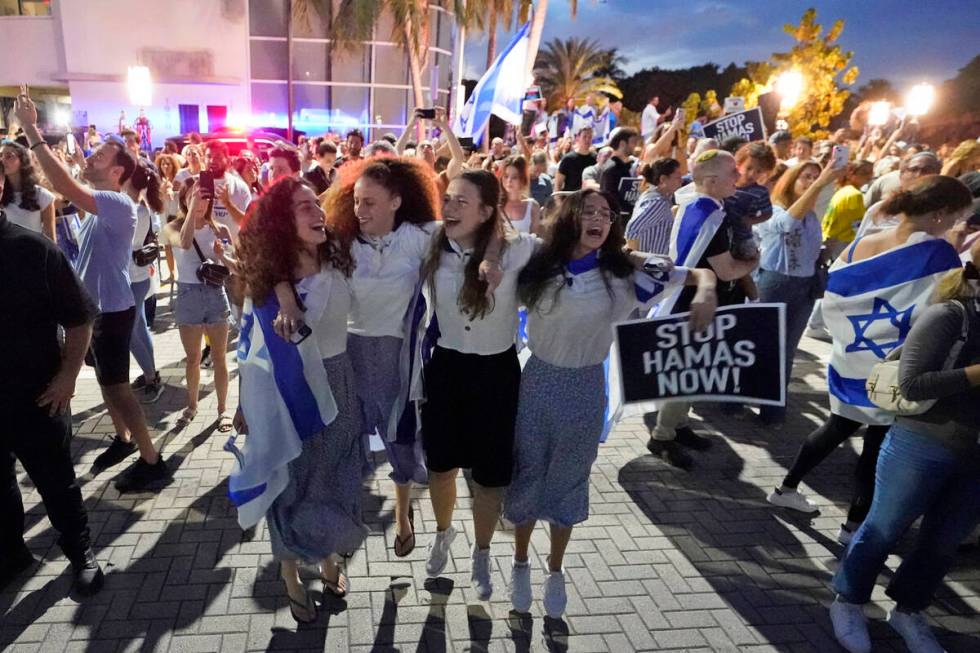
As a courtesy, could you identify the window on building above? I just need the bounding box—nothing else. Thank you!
[248,0,287,37]
[0,0,52,16]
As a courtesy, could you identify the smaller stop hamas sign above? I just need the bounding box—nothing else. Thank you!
[613,304,786,405]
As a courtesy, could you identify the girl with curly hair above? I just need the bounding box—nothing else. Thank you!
[236,176,362,622]
[273,157,470,560]
[503,189,716,618]
[1,141,56,240]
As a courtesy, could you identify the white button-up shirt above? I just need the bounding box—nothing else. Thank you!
[348,221,436,338]
[429,232,538,355]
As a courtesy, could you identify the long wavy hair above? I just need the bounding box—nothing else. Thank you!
[154,153,180,183]
[771,161,821,209]
[129,159,164,213]
[1,142,41,211]
[518,189,634,312]
[321,157,440,259]
[421,169,505,320]
[238,177,354,304]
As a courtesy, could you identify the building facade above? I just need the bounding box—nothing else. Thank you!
[0,0,458,143]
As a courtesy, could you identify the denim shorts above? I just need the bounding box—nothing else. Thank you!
[174,282,230,325]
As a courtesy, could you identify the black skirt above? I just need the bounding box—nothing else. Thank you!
[420,345,520,487]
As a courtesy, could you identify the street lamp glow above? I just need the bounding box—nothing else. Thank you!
[905,83,935,117]
[127,65,152,107]
[868,101,891,127]
[775,71,804,109]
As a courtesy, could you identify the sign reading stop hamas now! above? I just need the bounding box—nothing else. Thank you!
[702,107,767,143]
[614,303,786,405]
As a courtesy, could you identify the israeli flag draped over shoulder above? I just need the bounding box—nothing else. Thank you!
[655,193,726,317]
[224,273,338,529]
[822,232,962,425]
[452,21,530,146]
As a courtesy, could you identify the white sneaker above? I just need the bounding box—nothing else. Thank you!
[887,609,945,653]
[470,545,493,600]
[767,487,819,514]
[542,569,567,619]
[509,559,532,612]
[425,526,456,578]
[830,598,871,653]
[837,523,856,546]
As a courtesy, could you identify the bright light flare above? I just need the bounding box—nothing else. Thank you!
[127,66,152,106]
[905,83,934,117]
[868,101,891,127]
[775,71,804,109]
[54,109,71,128]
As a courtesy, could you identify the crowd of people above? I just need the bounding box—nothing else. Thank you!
[2,83,979,653]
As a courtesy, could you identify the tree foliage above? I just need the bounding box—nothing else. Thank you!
[532,37,623,111]
[617,63,746,115]
[731,8,859,138]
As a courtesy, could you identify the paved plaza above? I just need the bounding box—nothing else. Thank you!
[3,288,978,653]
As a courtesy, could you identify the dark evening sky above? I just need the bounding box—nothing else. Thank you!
[463,0,980,89]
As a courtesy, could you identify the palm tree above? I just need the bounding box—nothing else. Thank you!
[533,37,622,111]
[524,0,579,80]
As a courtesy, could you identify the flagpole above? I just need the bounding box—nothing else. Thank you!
[451,0,466,127]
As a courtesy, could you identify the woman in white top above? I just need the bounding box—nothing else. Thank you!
[1,141,56,240]
[155,152,182,283]
[419,169,538,600]
[500,155,541,235]
[125,160,165,402]
[159,179,233,429]
[174,144,203,185]
[274,158,442,559]
[236,177,365,622]
[503,189,717,617]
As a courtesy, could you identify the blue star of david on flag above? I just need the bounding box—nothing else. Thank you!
[845,297,915,358]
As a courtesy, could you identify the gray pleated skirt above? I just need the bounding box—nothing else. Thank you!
[267,352,368,561]
[347,333,428,485]
[504,355,606,528]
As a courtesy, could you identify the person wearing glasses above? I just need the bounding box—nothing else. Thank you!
[504,189,717,618]
[855,152,942,238]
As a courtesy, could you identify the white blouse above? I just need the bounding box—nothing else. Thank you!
[348,221,437,338]
[4,186,54,233]
[527,254,686,368]
[428,231,538,355]
[308,266,353,359]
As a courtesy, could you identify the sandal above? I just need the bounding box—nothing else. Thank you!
[287,587,317,624]
[393,506,416,558]
[321,563,349,598]
[216,412,233,433]
[179,407,197,423]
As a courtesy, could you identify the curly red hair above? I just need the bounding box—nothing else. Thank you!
[321,156,441,259]
[238,177,354,304]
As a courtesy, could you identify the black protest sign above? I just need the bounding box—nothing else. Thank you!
[614,303,786,405]
[702,107,767,143]
[617,176,641,215]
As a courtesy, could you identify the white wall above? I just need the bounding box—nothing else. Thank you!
[0,16,61,86]
[56,0,250,140]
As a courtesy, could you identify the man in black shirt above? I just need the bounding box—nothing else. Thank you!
[555,125,596,192]
[304,140,337,195]
[598,127,641,216]
[0,207,104,595]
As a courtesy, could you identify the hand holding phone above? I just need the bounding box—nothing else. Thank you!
[65,132,77,156]
[831,145,849,170]
[673,108,686,125]
[199,170,215,199]
[416,108,436,120]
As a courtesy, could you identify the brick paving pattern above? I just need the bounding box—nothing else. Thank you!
[3,289,978,652]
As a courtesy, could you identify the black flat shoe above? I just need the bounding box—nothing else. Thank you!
[393,506,416,558]
[646,438,693,470]
[287,588,317,624]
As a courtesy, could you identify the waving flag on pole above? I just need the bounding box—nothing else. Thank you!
[453,21,531,145]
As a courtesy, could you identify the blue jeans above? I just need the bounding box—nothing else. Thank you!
[129,279,156,378]
[833,424,980,610]
[756,269,816,419]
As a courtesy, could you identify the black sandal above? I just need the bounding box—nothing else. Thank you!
[393,506,416,558]
[287,588,317,624]
[321,562,349,598]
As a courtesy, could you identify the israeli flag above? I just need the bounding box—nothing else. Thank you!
[652,194,725,317]
[822,233,962,424]
[453,21,531,145]
[225,273,338,529]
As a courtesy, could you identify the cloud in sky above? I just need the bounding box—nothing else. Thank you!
[462,0,979,88]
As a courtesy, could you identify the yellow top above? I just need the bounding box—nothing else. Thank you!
[822,185,865,243]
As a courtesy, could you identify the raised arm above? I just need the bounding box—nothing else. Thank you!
[785,162,842,220]
[396,111,421,155]
[15,88,98,215]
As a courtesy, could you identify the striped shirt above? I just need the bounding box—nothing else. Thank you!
[625,188,673,255]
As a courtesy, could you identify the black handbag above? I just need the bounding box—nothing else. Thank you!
[132,220,160,267]
[192,238,230,287]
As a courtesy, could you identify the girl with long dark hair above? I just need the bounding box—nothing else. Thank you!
[503,189,717,618]
[1,141,56,240]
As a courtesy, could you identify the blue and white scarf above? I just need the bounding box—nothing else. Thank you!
[822,232,962,424]
[225,272,338,529]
